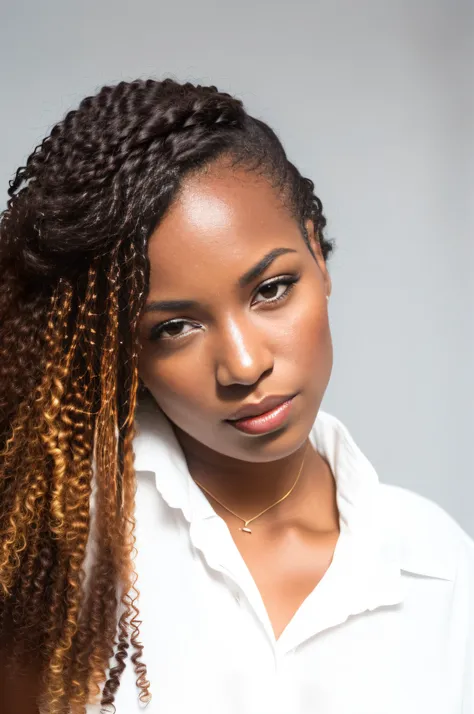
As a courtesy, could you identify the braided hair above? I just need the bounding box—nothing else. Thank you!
[0,78,333,713]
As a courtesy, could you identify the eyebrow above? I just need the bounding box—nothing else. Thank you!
[143,247,298,314]
[238,247,297,288]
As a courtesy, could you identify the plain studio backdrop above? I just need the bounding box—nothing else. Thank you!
[1,0,472,534]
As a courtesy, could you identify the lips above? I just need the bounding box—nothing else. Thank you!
[225,394,296,422]
[226,396,296,435]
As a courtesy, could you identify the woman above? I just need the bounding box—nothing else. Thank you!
[0,79,472,714]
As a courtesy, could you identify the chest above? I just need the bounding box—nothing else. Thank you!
[231,527,340,639]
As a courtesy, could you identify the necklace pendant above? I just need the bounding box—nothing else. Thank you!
[240,526,252,534]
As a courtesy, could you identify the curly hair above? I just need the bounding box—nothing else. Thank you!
[0,78,333,713]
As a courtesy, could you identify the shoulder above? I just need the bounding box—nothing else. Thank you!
[379,483,474,580]
[380,483,469,541]
[316,410,474,579]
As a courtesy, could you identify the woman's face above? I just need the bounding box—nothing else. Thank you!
[138,165,333,463]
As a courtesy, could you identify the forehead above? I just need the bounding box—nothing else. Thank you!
[146,167,302,290]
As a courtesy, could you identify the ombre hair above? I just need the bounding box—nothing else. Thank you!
[0,78,333,712]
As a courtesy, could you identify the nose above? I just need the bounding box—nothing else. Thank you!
[215,315,274,387]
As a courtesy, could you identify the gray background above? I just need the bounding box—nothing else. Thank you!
[1,0,473,533]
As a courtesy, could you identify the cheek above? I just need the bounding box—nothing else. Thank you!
[138,348,212,416]
[287,300,333,404]
[276,293,332,368]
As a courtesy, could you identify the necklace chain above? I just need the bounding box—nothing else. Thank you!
[193,443,308,532]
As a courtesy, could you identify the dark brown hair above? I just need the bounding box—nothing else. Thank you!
[0,78,333,713]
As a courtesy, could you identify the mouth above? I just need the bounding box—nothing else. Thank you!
[225,394,297,436]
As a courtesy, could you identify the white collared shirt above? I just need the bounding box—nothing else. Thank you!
[87,400,474,713]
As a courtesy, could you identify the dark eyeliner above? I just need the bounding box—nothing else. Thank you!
[149,318,189,342]
[252,274,300,305]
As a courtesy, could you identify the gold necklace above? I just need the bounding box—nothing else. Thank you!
[192,443,308,534]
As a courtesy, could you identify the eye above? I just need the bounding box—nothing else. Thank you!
[148,275,300,343]
[149,319,200,342]
[252,275,299,306]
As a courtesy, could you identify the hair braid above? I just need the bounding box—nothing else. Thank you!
[0,280,71,594]
[45,265,101,712]
[100,237,151,710]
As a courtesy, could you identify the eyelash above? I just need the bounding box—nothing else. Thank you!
[149,274,300,343]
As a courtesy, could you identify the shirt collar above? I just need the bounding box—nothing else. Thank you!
[133,398,453,587]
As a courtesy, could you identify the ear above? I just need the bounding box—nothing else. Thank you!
[305,219,332,299]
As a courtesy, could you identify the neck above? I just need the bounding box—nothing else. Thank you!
[173,427,337,530]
